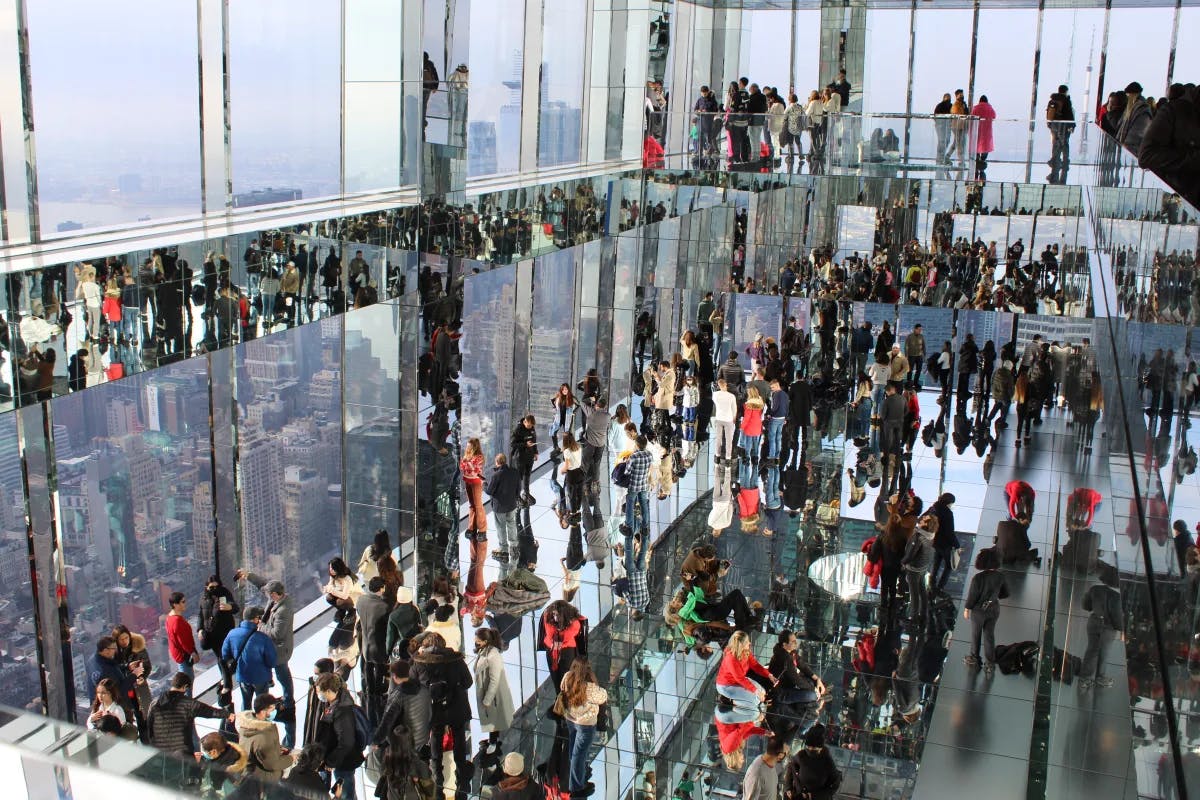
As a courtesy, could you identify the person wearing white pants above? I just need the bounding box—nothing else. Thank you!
[713,379,738,464]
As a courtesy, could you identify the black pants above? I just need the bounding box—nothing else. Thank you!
[362,660,388,727]
[516,457,534,495]
[881,565,901,608]
[430,719,470,794]
[581,443,604,482]
[547,647,578,692]
[971,609,998,663]
[697,589,753,629]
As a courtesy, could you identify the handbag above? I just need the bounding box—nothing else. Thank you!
[815,499,841,527]
[551,692,567,718]
[951,548,962,570]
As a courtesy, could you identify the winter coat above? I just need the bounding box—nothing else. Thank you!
[654,368,677,410]
[410,646,473,725]
[202,741,249,798]
[147,688,227,756]
[316,688,366,770]
[717,358,745,389]
[244,572,294,662]
[487,567,550,616]
[423,617,462,653]
[355,591,394,664]
[236,710,293,782]
[492,774,545,800]
[373,679,431,752]
[385,602,425,658]
[901,530,934,573]
[1119,97,1153,152]
[972,101,996,153]
[86,652,134,701]
[1140,86,1200,204]
[221,621,278,687]
[992,365,1014,402]
[115,633,153,714]
[473,645,515,733]
[785,747,842,800]
[200,585,240,652]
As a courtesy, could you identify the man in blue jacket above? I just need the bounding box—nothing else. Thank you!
[86,635,143,702]
[221,606,277,712]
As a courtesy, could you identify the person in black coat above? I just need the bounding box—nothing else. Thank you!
[410,633,474,794]
[963,548,1010,674]
[767,630,823,741]
[509,415,539,504]
[312,673,366,797]
[929,493,960,591]
[787,376,812,461]
[200,575,241,693]
[1080,569,1124,689]
[784,724,842,800]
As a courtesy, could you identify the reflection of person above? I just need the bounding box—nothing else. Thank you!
[1080,569,1124,689]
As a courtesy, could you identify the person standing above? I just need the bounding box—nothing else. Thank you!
[578,396,611,485]
[928,494,959,591]
[784,725,842,800]
[487,454,522,562]
[743,736,788,800]
[905,324,926,386]
[693,85,720,162]
[165,592,199,681]
[86,636,143,705]
[559,658,608,798]
[745,83,768,166]
[1046,85,1076,181]
[510,415,539,506]
[313,673,367,800]
[712,379,738,464]
[1080,570,1124,689]
[235,694,295,782]
[146,673,232,760]
[624,436,653,544]
[1118,81,1153,153]
[237,571,296,749]
[832,69,851,107]
[221,606,278,711]
[473,627,515,744]
[947,89,970,164]
[279,260,301,327]
[933,93,953,163]
[461,437,488,543]
[766,378,789,463]
[963,548,1010,676]
[199,576,240,694]
[956,333,979,408]
[410,632,474,796]
[972,95,997,177]
[356,577,394,727]
[901,515,936,626]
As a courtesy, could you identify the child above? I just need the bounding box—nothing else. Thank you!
[681,375,700,441]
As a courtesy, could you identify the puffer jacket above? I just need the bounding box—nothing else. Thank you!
[116,632,153,714]
[992,365,1014,402]
[236,710,293,782]
[410,646,473,725]
[1140,85,1200,207]
[147,688,227,755]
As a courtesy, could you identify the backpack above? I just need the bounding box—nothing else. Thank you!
[351,703,371,751]
[611,460,631,488]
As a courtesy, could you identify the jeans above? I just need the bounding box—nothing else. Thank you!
[740,433,761,464]
[871,385,885,418]
[274,662,296,748]
[261,292,276,322]
[906,570,928,622]
[239,681,269,712]
[765,418,784,459]
[122,306,139,342]
[713,420,736,460]
[931,546,955,590]
[971,609,998,663]
[763,466,780,509]
[935,118,951,160]
[330,767,358,800]
[747,125,764,161]
[715,682,760,712]
[176,657,194,680]
[494,509,518,556]
[625,490,650,535]
[566,721,597,791]
[1081,615,1114,679]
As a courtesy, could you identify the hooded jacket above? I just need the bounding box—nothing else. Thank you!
[244,572,295,662]
[116,632,153,712]
[236,710,292,781]
[373,679,431,752]
[147,688,226,755]
[203,741,249,797]
[410,645,473,725]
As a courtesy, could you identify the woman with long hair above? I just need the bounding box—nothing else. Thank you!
[559,658,608,796]
[680,330,700,377]
[716,630,774,714]
[550,383,577,454]
[111,623,152,738]
[740,386,766,466]
[88,677,128,732]
[356,529,393,583]
[538,599,587,690]
[460,437,488,542]
[559,431,585,522]
[323,557,362,678]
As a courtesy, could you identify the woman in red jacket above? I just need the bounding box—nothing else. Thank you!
[460,437,487,542]
[1005,480,1035,524]
[538,600,588,692]
[740,386,766,465]
[716,631,775,712]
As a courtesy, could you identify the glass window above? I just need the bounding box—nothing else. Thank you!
[1173,8,1200,87]
[1105,8,1176,103]
[0,414,43,712]
[228,0,341,202]
[539,0,587,167]
[1034,8,1106,164]
[740,11,792,93]
[862,8,912,116]
[911,9,972,112]
[974,9,1038,164]
[344,0,405,193]
[460,266,517,463]
[234,322,344,611]
[528,251,578,416]
[25,1,202,236]
[793,11,821,96]
[468,0,525,177]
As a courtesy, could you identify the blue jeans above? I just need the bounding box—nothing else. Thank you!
[494,509,518,556]
[274,662,295,748]
[871,385,885,417]
[329,767,357,800]
[740,433,761,463]
[716,682,760,712]
[239,681,269,712]
[764,466,780,508]
[176,657,194,681]
[566,721,597,791]
[624,527,648,575]
[625,490,650,535]
[766,418,784,458]
[739,457,756,488]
